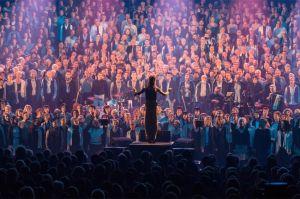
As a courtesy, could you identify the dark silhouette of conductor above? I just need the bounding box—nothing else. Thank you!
[134,76,170,143]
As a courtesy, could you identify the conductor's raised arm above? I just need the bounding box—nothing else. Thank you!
[156,87,171,96]
[133,88,145,96]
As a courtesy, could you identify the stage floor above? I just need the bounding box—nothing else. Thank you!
[104,141,196,159]
[127,141,174,158]
[130,141,174,146]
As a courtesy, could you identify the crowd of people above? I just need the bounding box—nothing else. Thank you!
[0,0,300,170]
[0,146,300,198]
[0,0,300,198]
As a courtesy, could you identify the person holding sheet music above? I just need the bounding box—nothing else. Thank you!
[209,87,225,112]
[267,84,284,112]
[60,70,77,112]
[195,75,211,114]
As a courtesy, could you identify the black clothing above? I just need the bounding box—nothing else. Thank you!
[250,82,263,103]
[254,128,271,165]
[47,127,62,154]
[41,78,57,109]
[191,127,201,149]
[0,124,7,148]
[0,87,4,99]
[92,79,110,98]
[209,93,225,111]
[70,125,81,153]
[232,127,250,149]
[134,86,166,143]
[213,126,227,163]
[26,79,41,109]
[60,78,77,111]
[292,120,300,153]
[6,83,16,107]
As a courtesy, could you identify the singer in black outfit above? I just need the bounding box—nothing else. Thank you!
[134,76,170,143]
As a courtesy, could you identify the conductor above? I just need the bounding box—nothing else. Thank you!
[134,76,170,143]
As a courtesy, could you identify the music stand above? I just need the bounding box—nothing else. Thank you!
[225,92,234,102]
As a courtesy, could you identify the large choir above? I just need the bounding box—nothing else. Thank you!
[1,101,300,162]
[1,0,300,198]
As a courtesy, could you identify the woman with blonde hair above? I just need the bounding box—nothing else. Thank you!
[200,116,214,155]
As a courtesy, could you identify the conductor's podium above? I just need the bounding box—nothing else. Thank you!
[129,141,174,159]
[104,131,196,159]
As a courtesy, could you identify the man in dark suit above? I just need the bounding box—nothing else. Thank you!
[26,69,41,109]
[41,70,58,110]
[224,72,234,94]
[179,73,195,111]
[195,75,211,113]
[60,70,77,112]
[147,18,159,37]
[110,72,128,101]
